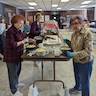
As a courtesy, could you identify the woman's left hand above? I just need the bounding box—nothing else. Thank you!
[66,51,76,58]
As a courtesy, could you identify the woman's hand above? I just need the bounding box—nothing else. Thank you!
[66,51,77,59]
[17,40,25,46]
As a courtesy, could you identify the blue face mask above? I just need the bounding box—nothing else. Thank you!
[0,23,6,34]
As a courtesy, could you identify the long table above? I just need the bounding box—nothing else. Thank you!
[21,53,69,89]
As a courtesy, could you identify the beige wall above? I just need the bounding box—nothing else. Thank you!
[26,10,87,22]
[94,7,96,20]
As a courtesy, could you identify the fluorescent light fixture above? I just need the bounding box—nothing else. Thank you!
[29,7,34,9]
[81,1,92,4]
[52,4,58,7]
[61,0,69,2]
[80,5,88,8]
[28,2,37,6]
[70,8,75,10]
[38,9,42,11]
[57,7,61,10]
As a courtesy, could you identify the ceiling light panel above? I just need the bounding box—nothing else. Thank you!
[52,4,58,7]
[29,7,35,9]
[28,2,37,6]
[61,0,69,2]
[81,0,92,4]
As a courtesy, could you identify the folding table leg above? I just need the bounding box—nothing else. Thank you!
[41,60,44,80]
[53,60,56,80]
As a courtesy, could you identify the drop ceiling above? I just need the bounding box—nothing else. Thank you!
[0,0,96,11]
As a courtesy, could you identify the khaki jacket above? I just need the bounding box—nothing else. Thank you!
[71,28,93,64]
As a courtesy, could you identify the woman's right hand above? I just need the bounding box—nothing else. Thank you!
[17,40,25,46]
[66,51,77,59]
[21,40,25,44]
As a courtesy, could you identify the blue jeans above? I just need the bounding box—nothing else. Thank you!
[6,62,22,94]
[73,61,81,90]
[73,60,93,96]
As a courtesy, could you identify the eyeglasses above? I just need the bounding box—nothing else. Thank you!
[71,22,80,25]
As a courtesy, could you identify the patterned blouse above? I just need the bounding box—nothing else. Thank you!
[71,27,93,64]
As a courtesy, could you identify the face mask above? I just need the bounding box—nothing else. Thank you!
[0,24,6,33]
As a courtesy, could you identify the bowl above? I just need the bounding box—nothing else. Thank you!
[26,44,36,51]
[34,36,43,44]
[36,47,48,56]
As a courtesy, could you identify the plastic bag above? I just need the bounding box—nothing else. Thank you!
[64,87,70,96]
[28,84,39,96]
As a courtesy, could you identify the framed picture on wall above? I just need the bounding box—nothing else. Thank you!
[28,16,33,24]
[45,15,50,21]
[8,12,12,25]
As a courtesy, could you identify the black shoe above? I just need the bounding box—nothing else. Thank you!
[69,87,81,94]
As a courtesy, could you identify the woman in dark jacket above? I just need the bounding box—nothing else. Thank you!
[29,13,41,38]
[4,15,25,96]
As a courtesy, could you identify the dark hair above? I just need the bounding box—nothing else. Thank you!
[11,15,25,25]
[83,19,88,22]
[70,16,83,26]
[0,17,5,23]
[83,19,89,23]
[0,18,2,23]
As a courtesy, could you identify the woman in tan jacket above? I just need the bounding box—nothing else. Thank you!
[64,16,93,96]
